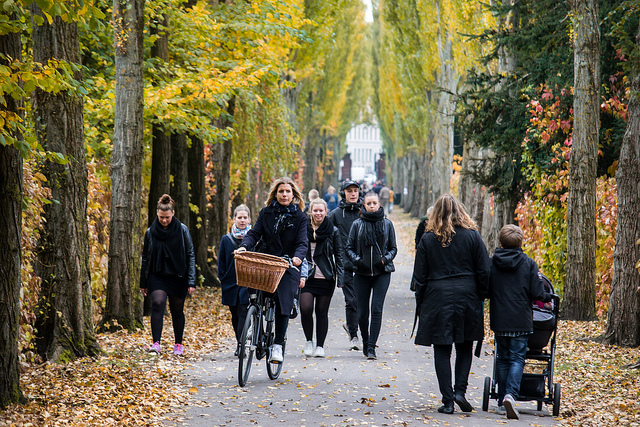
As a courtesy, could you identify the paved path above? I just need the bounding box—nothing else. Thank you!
[174,212,560,426]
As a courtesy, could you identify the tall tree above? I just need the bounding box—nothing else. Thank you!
[31,6,100,360]
[101,0,146,331]
[148,13,171,227]
[0,13,24,407]
[189,135,218,286]
[563,0,599,320]
[208,97,236,266]
[604,19,640,346]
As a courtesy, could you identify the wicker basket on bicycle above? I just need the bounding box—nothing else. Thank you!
[234,251,289,293]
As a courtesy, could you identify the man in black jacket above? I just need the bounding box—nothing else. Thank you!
[489,225,552,420]
[328,180,362,350]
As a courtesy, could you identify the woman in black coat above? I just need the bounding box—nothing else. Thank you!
[237,177,308,364]
[412,194,490,414]
[140,194,196,356]
[301,198,344,358]
[346,191,397,360]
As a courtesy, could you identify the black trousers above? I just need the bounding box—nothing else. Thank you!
[433,340,474,404]
[342,269,358,338]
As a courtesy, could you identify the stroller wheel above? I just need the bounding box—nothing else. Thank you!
[482,376,491,412]
[552,383,561,416]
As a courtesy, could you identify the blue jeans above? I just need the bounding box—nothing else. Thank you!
[495,335,529,401]
[354,273,390,351]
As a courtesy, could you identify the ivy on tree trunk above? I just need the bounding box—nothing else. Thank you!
[0,20,24,407]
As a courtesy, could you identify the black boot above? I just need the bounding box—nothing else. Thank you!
[437,402,454,414]
[455,393,473,412]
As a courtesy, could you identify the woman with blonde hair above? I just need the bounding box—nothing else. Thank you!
[301,198,343,358]
[237,177,308,364]
[412,194,490,414]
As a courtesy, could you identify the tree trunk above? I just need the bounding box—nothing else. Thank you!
[101,0,146,332]
[31,9,100,360]
[303,130,320,193]
[170,133,190,227]
[148,13,171,227]
[207,97,236,278]
[603,22,640,346]
[189,136,217,286]
[563,0,599,320]
[0,23,24,407]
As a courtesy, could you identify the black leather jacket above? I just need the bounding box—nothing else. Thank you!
[346,218,397,276]
[140,223,196,288]
[306,225,344,286]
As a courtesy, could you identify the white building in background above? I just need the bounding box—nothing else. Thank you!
[340,123,383,185]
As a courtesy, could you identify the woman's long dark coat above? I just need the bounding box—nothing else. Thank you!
[240,205,308,315]
[412,227,490,346]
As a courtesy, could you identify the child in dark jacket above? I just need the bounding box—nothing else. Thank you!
[489,225,552,420]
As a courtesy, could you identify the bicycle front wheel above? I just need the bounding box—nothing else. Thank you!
[266,333,285,380]
[238,305,258,387]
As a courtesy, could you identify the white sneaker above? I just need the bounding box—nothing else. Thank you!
[313,346,325,357]
[503,394,519,420]
[304,341,314,357]
[350,336,359,350]
[270,344,283,363]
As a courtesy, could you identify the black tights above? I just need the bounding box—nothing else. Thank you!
[300,292,332,347]
[150,290,186,344]
[433,341,474,404]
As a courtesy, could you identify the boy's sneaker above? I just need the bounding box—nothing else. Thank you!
[313,346,325,358]
[349,337,359,351]
[148,341,161,354]
[503,394,519,420]
[173,343,183,356]
[270,344,283,363]
[304,341,314,357]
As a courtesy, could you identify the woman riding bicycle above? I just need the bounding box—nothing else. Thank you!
[236,177,308,364]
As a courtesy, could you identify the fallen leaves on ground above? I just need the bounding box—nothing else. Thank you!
[0,287,233,426]
[554,319,640,426]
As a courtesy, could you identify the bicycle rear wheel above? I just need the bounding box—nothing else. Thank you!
[238,305,258,387]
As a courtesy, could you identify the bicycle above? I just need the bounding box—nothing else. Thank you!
[236,254,298,387]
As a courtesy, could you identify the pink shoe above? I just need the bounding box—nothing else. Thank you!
[148,341,161,354]
[173,343,183,355]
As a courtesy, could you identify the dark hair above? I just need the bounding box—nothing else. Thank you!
[363,190,379,201]
[499,224,523,249]
[157,194,176,212]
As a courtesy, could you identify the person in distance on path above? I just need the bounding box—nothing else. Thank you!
[218,204,252,356]
[300,198,344,358]
[140,194,196,356]
[328,179,363,350]
[236,177,308,364]
[346,191,397,360]
[412,194,490,414]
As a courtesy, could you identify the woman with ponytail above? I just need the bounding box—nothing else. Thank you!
[140,194,196,355]
[346,191,397,360]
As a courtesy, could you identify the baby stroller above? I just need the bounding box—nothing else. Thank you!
[482,273,561,416]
